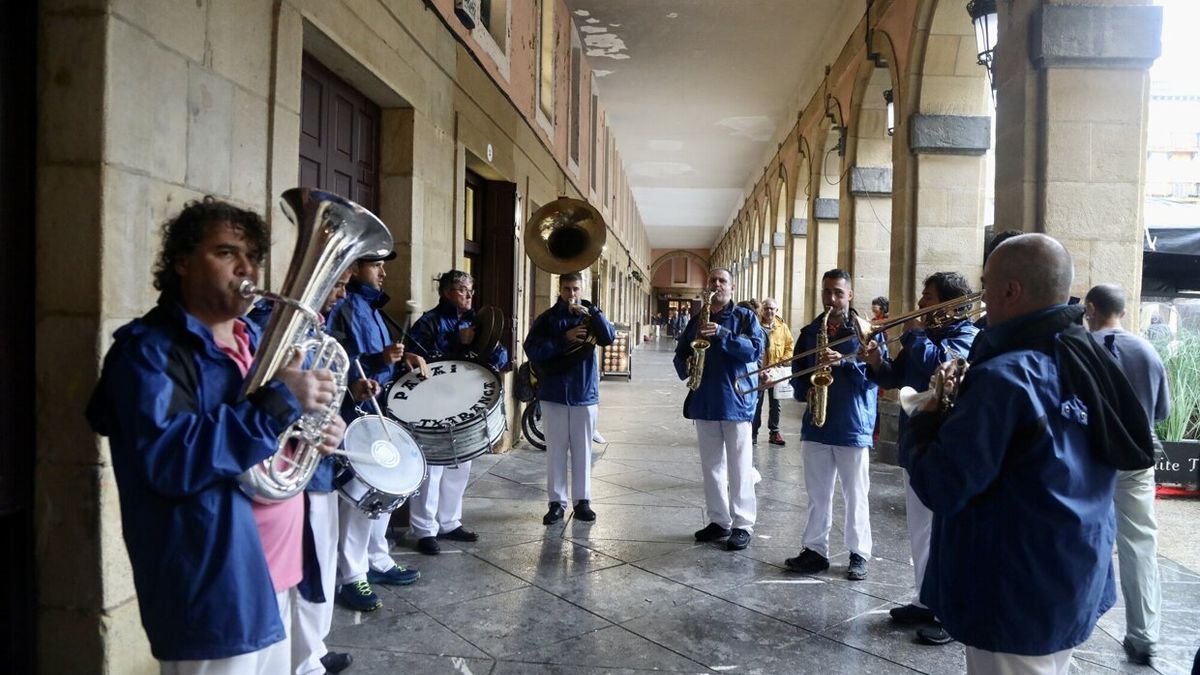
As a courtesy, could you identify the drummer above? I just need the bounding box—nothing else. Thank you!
[327,252,424,614]
[405,269,509,554]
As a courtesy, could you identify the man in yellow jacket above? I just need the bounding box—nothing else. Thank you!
[753,298,795,445]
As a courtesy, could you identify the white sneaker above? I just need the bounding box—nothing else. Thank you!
[592,431,607,444]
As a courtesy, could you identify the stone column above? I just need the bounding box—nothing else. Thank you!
[994,1,1161,313]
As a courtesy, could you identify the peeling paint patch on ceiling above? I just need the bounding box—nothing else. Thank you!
[574,9,590,16]
[586,17,600,23]
[585,30,630,60]
[648,139,684,152]
[715,116,775,142]
[630,161,695,178]
[593,69,613,78]
[667,12,679,19]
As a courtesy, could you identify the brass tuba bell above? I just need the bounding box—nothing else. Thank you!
[524,197,607,275]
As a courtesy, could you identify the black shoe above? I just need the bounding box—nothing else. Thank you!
[726,528,751,550]
[543,502,565,525]
[783,548,830,574]
[416,536,440,555]
[889,603,936,625]
[320,651,353,673]
[694,522,732,542]
[917,624,954,646]
[752,435,759,445]
[573,500,596,522]
[438,526,479,542]
[846,553,868,580]
[1122,637,1153,665]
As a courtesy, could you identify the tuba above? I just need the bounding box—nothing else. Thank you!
[806,309,834,427]
[237,188,394,503]
[524,197,609,372]
[686,291,716,391]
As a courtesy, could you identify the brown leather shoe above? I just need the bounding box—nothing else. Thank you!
[769,431,786,446]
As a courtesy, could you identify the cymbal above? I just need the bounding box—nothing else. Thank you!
[472,305,505,356]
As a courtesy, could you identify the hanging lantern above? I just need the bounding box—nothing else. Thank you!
[883,89,895,137]
[966,0,999,86]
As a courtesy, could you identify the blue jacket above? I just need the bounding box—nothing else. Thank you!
[524,299,616,406]
[407,299,510,370]
[792,313,886,447]
[673,303,764,421]
[908,305,1117,655]
[866,319,978,468]
[85,300,307,661]
[327,280,398,389]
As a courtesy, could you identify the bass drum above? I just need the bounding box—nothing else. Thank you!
[385,359,506,465]
[334,415,427,518]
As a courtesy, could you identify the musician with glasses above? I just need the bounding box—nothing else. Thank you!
[405,269,509,555]
[673,267,764,552]
[786,269,886,582]
[1085,283,1170,666]
[86,197,345,673]
[524,272,616,525]
[327,253,424,614]
[907,234,1152,674]
[860,272,978,646]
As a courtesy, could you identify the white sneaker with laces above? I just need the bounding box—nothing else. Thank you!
[592,431,607,444]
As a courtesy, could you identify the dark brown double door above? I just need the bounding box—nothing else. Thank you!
[299,54,380,211]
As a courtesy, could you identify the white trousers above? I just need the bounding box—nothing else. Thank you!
[695,420,756,532]
[542,400,596,506]
[291,492,338,675]
[336,496,394,585]
[161,588,293,675]
[408,461,472,539]
[903,469,933,607]
[965,647,1073,675]
[1115,467,1161,652]
[801,441,872,559]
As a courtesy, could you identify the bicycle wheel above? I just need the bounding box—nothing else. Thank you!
[522,400,547,451]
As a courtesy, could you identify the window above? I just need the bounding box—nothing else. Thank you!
[479,0,508,51]
[569,30,582,164]
[589,95,599,191]
[603,128,611,204]
[538,0,555,119]
[464,170,484,279]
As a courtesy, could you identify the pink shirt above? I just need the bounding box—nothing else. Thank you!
[217,320,305,593]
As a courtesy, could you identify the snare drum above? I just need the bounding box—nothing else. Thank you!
[385,359,506,465]
[334,415,426,518]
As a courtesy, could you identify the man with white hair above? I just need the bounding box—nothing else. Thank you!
[907,234,1153,674]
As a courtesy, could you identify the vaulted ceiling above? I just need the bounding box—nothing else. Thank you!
[564,0,862,250]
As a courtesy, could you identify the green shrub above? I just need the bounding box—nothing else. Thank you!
[1153,332,1200,442]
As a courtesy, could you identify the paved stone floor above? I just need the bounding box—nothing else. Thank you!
[327,338,1200,674]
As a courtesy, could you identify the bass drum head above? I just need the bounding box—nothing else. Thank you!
[341,415,425,496]
[385,359,502,431]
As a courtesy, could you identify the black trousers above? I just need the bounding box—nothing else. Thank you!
[752,386,780,437]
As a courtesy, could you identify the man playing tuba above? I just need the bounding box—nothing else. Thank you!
[673,267,764,552]
[524,272,616,525]
[86,198,345,672]
[786,268,886,582]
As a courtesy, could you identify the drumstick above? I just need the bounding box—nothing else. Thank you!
[354,359,398,451]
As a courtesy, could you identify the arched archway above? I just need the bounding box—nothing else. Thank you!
[769,172,788,307]
[905,0,993,306]
[789,142,813,325]
[810,122,844,318]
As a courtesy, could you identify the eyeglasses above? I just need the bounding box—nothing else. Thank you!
[452,286,475,296]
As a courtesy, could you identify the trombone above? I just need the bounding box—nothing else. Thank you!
[736,292,984,395]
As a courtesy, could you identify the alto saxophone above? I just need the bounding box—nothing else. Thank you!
[686,291,716,391]
[807,308,834,427]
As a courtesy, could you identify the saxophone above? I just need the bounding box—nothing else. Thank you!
[686,291,716,391]
[806,308,834,427]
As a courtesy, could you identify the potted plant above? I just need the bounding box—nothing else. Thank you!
[1153,332,1200,491]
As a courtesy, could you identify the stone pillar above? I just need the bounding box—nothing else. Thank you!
[848,166,893,311]
[788,218,809,331]
[995,1,1161,314]
[812,197,840,315]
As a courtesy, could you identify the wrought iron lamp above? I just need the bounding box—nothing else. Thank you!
[966,0,998,87]
[883,89,895,137]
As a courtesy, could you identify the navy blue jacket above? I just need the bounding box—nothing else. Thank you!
[407,298,510,370]
[85,300,306,661]
[792,313,886,447]
[327,280,397,389]
[524,299,616,406]
[908,305,1117,655]
[866,319,978,468]
[673,303,764,421]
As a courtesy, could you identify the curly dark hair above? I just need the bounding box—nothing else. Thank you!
[922,271,973,302]
[153,196,269,300]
